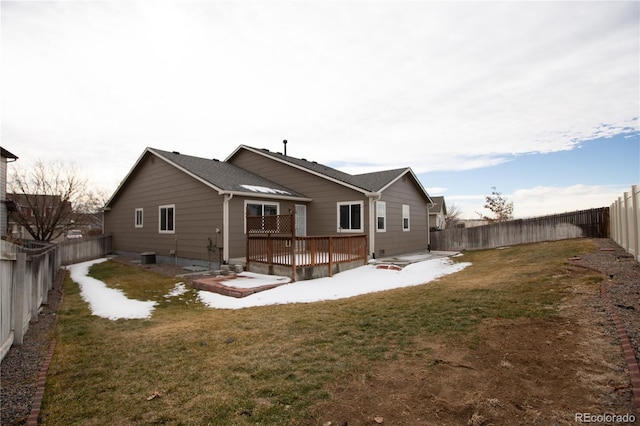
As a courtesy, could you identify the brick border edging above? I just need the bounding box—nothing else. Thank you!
[26,340,56,426]
[601,282,640,413]
[572,260,640,414]
[25,268,66,426]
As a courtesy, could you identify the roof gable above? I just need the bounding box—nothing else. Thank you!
[107,145,432,208]
[429,196,446,214]
[1,147,18,160]
[105,148,309,208]
[227,145,432,202]
[150,149,306,196]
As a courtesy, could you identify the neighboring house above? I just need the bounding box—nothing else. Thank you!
[74,212,104,237]
[104,146,433,266]
[1,148,18,238]
[6,193,74,242]
[428,196,447,231]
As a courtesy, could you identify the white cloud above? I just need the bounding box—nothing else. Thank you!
[2,2,638,195]
[510,184,631,218]
[441,194,486,219]
[426,187,448,196]
[448,184,633,219]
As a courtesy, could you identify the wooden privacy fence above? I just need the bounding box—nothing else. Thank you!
[430,207,609,252]
[610,184,640,262]
[0,234,112,361]
[58,234,113,265]
[246,212,367,280]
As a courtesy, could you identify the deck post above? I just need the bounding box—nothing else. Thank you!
[328,236,333,277]
[291,210,297,282]
[245,206,250,272]
[245,236,250,272]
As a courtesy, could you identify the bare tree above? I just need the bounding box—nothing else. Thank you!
[444,202,463,227]
[477,187,514,223]
[73,188,109,234]
[7,161,90,241]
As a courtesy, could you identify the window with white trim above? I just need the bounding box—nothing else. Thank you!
[135,208,143,228]
[159,205,175,233]
[402,204,410,231]
[245,201,279,232]
[337,201,363,232]
[376,201,386,232]
[246,202,278,217]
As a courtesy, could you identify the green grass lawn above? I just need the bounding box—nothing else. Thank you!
[41,239,600,425]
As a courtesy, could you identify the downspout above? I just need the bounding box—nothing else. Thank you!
[222,192,234,264]
[427,200,435,252]
[367,192,381,258]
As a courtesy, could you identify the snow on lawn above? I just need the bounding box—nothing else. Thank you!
[68,259,158,320]
[198,257,470,309]
[165,282,188,298]
[68,256,470,318]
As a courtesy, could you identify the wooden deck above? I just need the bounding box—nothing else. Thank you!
[246,212,367,281]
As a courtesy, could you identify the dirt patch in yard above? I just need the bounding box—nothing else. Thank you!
[313,242,639,426]
[3,240,639,425]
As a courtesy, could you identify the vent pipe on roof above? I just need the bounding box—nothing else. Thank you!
[283,139,287,156]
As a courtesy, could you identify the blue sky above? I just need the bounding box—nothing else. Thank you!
[422,132,640,218]
[2,1,638,218]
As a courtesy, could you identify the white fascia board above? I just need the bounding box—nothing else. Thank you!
[378,168,433,205]
[228,145,372,195]
[105,147,229,208]
[148,148,226,193]
[376,168,409,193]
[104,147,152,208]
[218,190,312,202]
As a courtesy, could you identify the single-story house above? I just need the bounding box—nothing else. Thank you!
[428,196,447,231]
[104,145,434,269]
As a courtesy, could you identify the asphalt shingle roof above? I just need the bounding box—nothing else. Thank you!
[429,196,446,213]
[150,148,308,198]
[246,147,410,193]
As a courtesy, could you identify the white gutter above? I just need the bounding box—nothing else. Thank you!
[222,192,234,263]
[366,192,381,258]
[427,200,435,251]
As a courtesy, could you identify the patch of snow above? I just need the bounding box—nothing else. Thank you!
[240,184,291,195]
[165,282,187,298]
[67,256,470,317]
[198,257,470,309]
[68,259,157,320]
[220,272,290,289]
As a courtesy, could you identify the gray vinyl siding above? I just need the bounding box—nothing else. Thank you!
[229,150,368,236]
[374,176,430,257]
[227,195,311,259]
[227,195,245,258]
[106,147,430,264]
[104,153,224,261]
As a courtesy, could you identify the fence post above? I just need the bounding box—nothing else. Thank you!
[631,185,639,261]
[12,253,26,345]
[30,257,40,323]
[620,195,629,251]
[42,252,50,305]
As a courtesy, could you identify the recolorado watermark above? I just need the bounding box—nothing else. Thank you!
[575,412,636,423]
